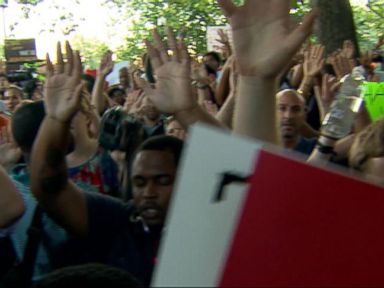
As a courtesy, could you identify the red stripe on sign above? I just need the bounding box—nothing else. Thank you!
[219,150,384,287]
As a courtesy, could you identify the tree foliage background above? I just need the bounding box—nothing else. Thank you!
[4,0,384,66]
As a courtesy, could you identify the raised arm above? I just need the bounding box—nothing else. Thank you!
[218,0,316,143]
[144,27,226,130]
[30,42,88,237]
[298,44,324,100]
[91,50,113,115]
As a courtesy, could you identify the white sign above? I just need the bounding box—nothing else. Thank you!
[152,124,263,287]
[105,60,129,86]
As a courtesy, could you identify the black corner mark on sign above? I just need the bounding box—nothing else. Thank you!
[213,171,251,203]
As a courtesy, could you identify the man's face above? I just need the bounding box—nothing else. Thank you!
[4,88,22,112]
[276,91,306,141]
[142,97,160,122]
[131,150,176,227]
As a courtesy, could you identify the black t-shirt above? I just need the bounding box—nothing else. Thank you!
[66,193,161,286]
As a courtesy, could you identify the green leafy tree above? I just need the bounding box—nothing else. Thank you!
[353,0,384,51]
[106,0,244,61]
[71,35,110,69]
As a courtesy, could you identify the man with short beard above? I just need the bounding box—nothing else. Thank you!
[141,96,165,138]
[276,89,316,156]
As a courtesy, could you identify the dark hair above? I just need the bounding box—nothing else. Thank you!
[81,74,95,94]
[11,100,45,152]
[204,51,222,64]
[107,86,126,99]
[32,263,143,288]
[135,135,184,167]
[204,63,217,78]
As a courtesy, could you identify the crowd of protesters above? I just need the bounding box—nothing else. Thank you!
[0,0,384,287]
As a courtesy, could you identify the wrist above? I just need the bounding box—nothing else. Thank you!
[46,115,71,126]
[315,135,337,155]
[301,76,313,87]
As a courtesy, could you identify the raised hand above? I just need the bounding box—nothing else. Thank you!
[214,29,232,59]
[217,0,316,78]
[319,73,339,117]
[328,51,352,80]
[303,44,325,78]
[44,41,83,123]
[99,50,114,77]
[191,61,210,86]
[341,40,355,59]
[144,27,196,114]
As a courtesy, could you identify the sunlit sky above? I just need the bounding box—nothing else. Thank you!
[0,0,132,59]
[0,0,369,60]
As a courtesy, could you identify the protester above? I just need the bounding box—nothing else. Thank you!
[0,1,383,286]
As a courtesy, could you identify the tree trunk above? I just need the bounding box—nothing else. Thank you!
[311,0,360,57]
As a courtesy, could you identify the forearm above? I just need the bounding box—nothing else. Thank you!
[334,134,355,162]
[175,104,227,131]
[196,87,211,105]
[91,76,108,115]
[290,64,304,89]
[313,84,330,121]
[298,76,313,100]
[353,104,371,134]
[31,117,71,200]
[307,135,336,166]
[216,92,235,129]
[233,76,277,144]
[30,117,88,236]
[0,165,25,228]
[215,65,231,106]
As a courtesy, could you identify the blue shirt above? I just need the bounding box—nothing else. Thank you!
[294,137,317,156]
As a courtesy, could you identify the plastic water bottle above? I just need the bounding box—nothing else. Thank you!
[321,72,366,139]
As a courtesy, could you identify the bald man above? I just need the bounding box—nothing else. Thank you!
[276,89,316,155]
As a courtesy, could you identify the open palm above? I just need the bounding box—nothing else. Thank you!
[44,41,83,123]
[144,27,195,114]
[218,0,316,78]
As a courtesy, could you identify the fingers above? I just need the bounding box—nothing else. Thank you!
[73,50,82,80]
[287,8,317,57]
[137,77,154,96]
[65,41,74,76]
[56,41,64,74]
[145,39,162,71]
[178,34,190,65]
[167,27,179,62]
[46,53,54,78]
[146,27,190,69]
[217,0,237,17]
[46,41,81,79]
[153,29,169,63]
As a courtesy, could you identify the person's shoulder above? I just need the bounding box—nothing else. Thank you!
[295,137,317,155]
[85,192,135,238]
[85,192,134,224]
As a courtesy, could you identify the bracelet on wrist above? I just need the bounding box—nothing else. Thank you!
[315,141,336,155]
